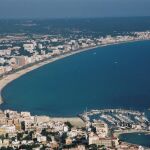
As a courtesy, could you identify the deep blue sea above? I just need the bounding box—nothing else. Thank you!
[1,41,150,116]
[119,133,150,148]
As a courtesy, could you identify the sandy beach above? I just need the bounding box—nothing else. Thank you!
[49,117,85,128]
[0,45,99,104]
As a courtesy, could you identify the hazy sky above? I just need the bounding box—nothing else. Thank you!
[0,0,150,18]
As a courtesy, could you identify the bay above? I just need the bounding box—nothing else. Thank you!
[1,41,150,116]
[119,133,150,148]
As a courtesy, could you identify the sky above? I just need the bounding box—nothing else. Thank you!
[0,0,150,19]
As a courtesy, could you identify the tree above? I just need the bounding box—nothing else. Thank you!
[89,144,98,150]
[21,121,25,131]
[61,132,68,143]
[64,122,73,130]
[17,132,23,141]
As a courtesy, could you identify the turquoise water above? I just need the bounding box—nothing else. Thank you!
[119,133,150,147]
[1,41,150,116]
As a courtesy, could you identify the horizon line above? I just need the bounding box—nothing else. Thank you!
[0,16,150,20]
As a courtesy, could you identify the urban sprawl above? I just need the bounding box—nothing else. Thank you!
[0,109,149,149]
[0,31,150,149]
[0,31,150,76]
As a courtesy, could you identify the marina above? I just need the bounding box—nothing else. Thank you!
[0,19,150,148]
[80,108,150,148]
[80,109,149,130]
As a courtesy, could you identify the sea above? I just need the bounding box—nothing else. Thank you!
[1,40,150,117]
[119,133,150,148]
[1,18,150,147]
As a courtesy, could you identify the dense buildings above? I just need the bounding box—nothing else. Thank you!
[0,31,150,77]
[0,21,150,149]
[0,109,148,149]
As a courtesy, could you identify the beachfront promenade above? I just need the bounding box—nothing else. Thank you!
[0,38,150,105]
[0,46,98,104]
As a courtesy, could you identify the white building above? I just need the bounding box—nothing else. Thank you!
[21,112,31,118]
[38,43,43,49]
[92,121,108,137]
[23,43,35,52]
[0,125,16,133]
[0,58,6,64]
[37,136,47,143]
[64,126,69,132]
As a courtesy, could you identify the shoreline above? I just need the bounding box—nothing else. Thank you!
[114,129,150,138]
[115,130,150,148]
[0,45,99,104]
[0,39,150,106]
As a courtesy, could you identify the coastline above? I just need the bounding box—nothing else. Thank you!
[1,43,150,149]
[0,39,150,105]
[114,129,150,138]
[0,45,98,104]
[115,131,150,148]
